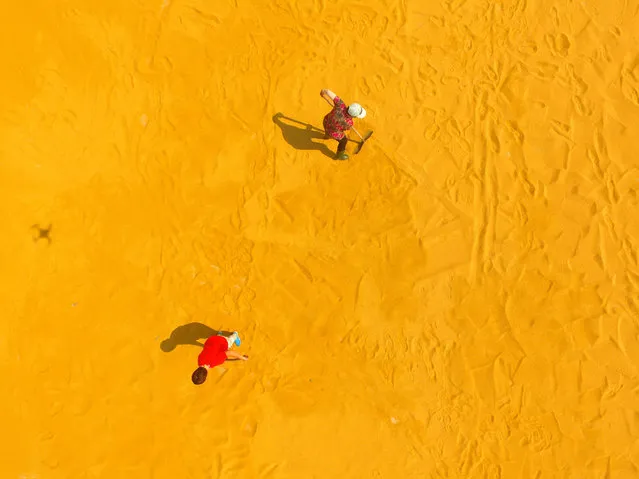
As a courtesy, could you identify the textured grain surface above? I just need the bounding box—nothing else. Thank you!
[2,0,639,477]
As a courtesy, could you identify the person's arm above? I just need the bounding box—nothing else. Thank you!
[225,350,249,361]
[320,89,337,105]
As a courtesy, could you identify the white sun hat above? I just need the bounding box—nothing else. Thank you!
[348,103,367,119]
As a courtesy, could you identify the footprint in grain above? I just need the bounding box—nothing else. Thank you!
[552,33,571,57]
[621,69,639,106]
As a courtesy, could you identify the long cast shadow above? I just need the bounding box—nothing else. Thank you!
[160,322,233,352]
[272,112,336,160]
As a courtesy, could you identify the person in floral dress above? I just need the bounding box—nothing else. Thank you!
[320,89,367,160]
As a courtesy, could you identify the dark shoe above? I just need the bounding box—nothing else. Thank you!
[336,152,349,160]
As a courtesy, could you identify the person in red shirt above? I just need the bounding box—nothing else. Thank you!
[320,88,367,160]
[191,331,248,385]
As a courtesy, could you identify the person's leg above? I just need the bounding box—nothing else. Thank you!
[337,136,348,153]
[335,136,349,159]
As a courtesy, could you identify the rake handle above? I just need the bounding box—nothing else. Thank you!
[322,96,364,141]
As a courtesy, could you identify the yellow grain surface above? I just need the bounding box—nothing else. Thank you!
[2,0,639,477]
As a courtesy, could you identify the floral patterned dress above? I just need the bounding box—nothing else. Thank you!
[323,96,353,140]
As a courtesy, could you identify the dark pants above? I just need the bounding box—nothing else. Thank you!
[337,137,348,153]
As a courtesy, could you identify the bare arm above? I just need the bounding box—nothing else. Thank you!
[225,350,248,361]
[320,89,337,105]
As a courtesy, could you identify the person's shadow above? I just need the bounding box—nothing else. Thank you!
[272,112,336,160]
[160,322,233,352]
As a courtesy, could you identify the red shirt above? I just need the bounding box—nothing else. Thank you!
[323,96,353,140]
[198,335,228,367]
